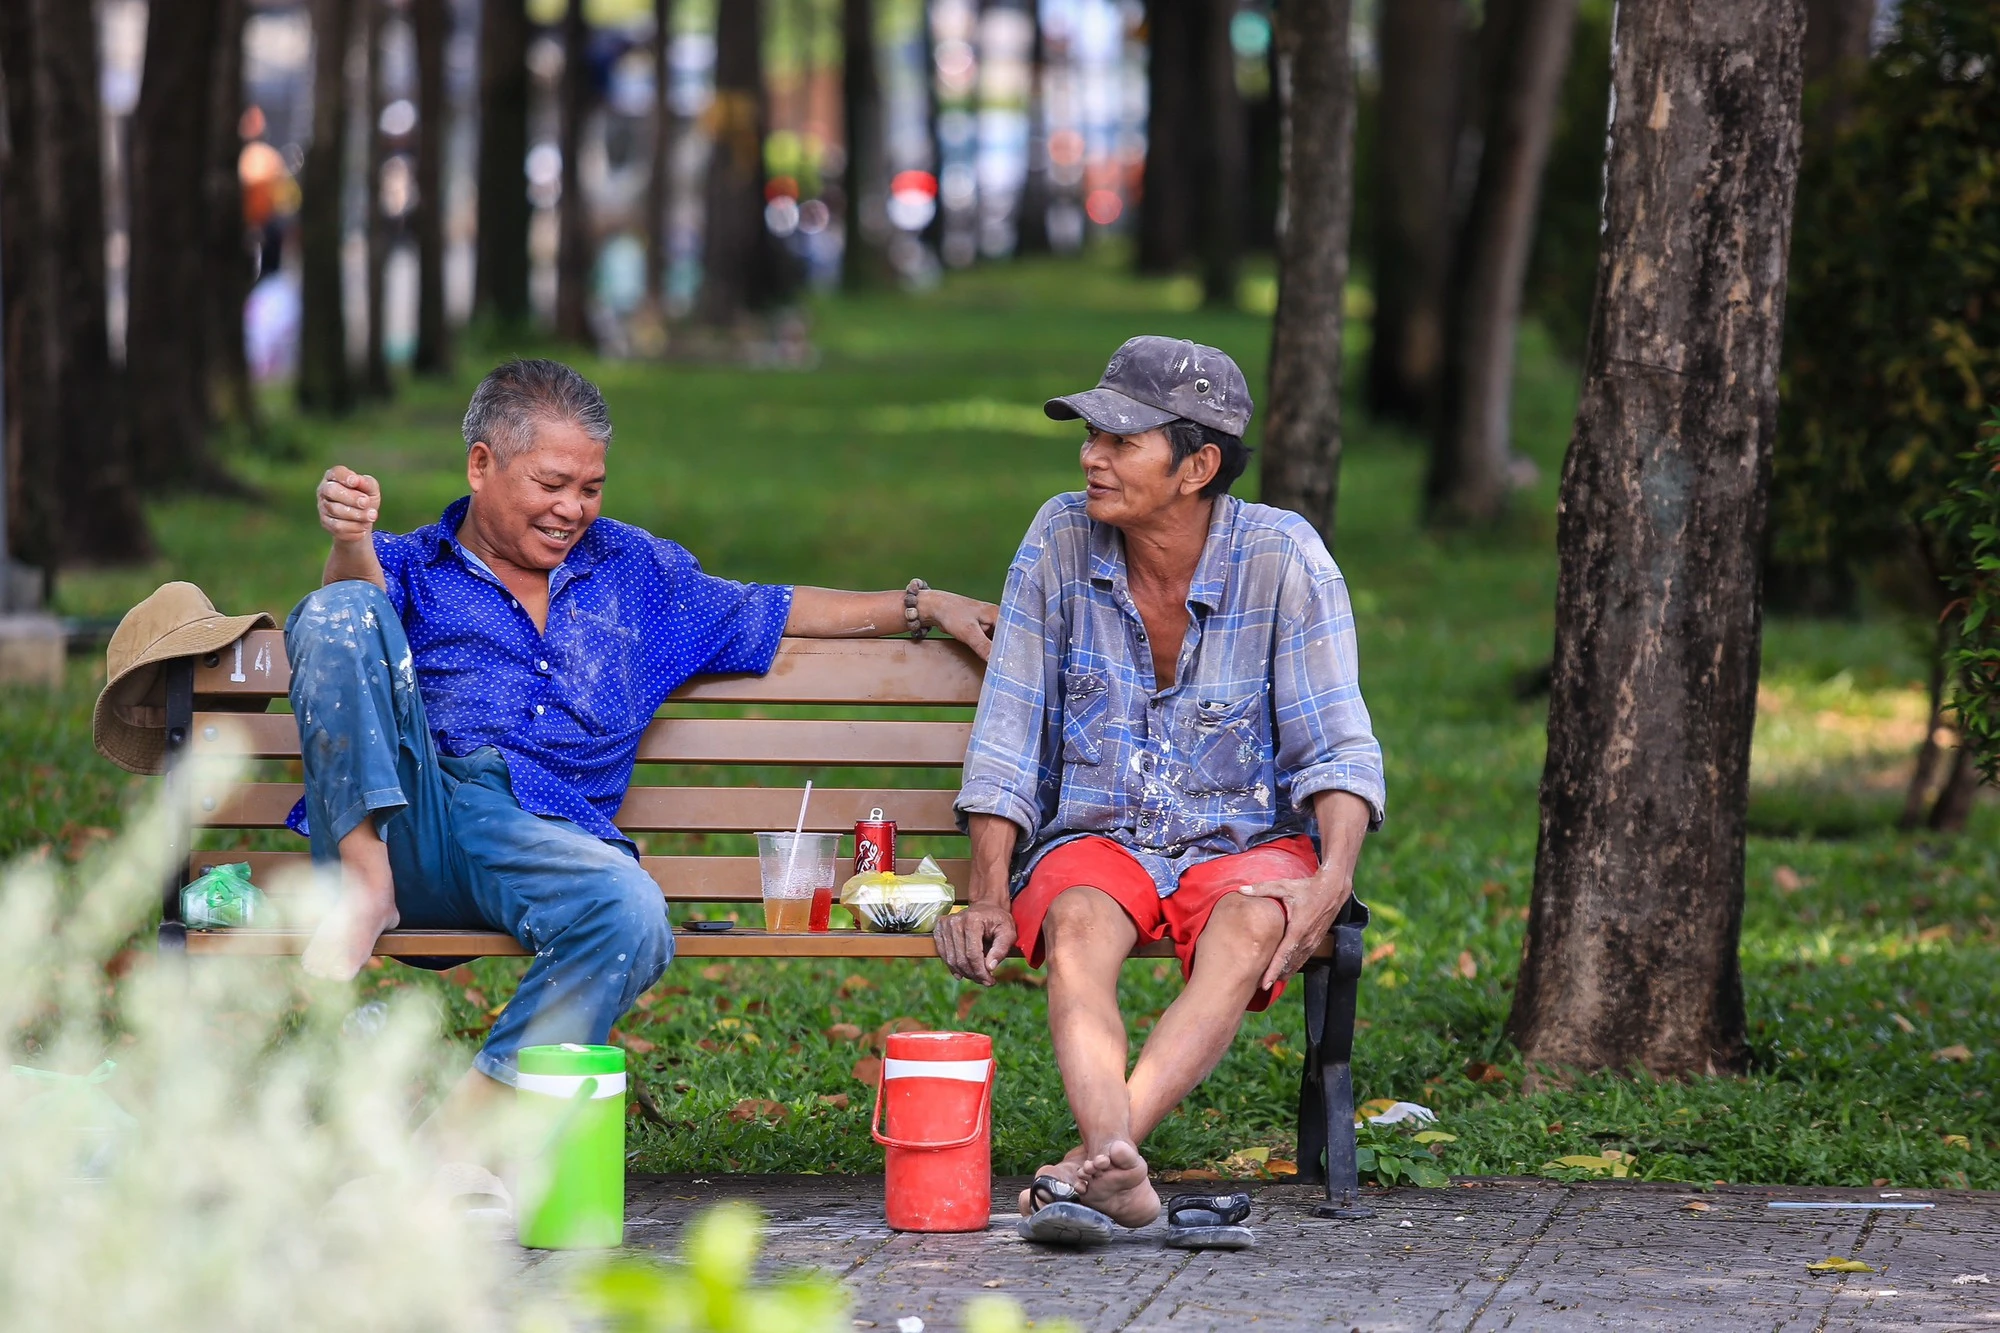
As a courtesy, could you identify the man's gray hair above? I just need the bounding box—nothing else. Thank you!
[461,358,612,465]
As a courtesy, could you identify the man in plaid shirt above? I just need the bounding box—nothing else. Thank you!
[939,336,1385,1242]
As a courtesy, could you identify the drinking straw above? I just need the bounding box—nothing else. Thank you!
[781,780,814,890]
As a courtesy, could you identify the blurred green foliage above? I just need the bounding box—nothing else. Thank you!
[1933,413,2000,779]
[580,1202,849,1332]
[1771,0,2000,612]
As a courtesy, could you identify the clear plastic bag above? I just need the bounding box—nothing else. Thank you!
[181,861,268,928]
[839,855,956,934]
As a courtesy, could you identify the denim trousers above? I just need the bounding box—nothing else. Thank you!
[286,581,673,1085]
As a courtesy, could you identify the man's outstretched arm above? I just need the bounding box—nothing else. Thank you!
[935,813,1022,985]
[785,586,998,660]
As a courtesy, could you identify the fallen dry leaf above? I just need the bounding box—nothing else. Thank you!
[1542,1155,1629,1178]
[956,992,979,1021]
[1873,1178,1890,1187]
[659,985,690,997]
[743,999,767,1015]
[992,961,1047,989]
[838,974,875,995]
[824,1023,864,1042]
[1464,1061,1507,1084]
[1455,951,1478,980]
[727,1098,788,1123]
[1544,1121,1565,1134]
[851,1055,883,1086]
[1267,1159,1299,1177]
[1918,924,1953,943]
[1943,1134,1971,1149]
[1681,1200,1712,1212]
[1158,1168,1224,1183]
[612,1030,657,1055]
[981,1280,1003,1288]
[1935,1044,1974,1062]
[700,964,733,982]
[869,1017,926,1051]
[713,995,733,1012]
[1890,1012,1916,1034]
[1806,1257,1876,1274]
[817,1093,851,1111]
[1773,865,1805,894]
[1366,941,1397,964]
[1260,1032,1286,1052]
[697,1038,720,1052]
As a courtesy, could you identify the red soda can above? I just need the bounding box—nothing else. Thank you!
[854,808,897,878]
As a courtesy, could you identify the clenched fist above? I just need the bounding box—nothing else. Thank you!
[318,467,381,545]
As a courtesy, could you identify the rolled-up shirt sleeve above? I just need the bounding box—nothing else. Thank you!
[1273,557,1386,830]
[955,554,1053,842]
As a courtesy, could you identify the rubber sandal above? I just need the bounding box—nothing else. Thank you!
[1164,1191,1254,1250]
[1016,1174,1117,1247]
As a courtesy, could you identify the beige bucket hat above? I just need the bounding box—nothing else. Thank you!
[92,582,275,775]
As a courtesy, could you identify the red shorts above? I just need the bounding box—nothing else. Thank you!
[1010,835,1319,1012]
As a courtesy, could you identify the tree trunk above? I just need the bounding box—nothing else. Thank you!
[0,0,151,570]
[363,0,393,397]
[841,0,891,288]
[554,0,594,345]
[1366,0,1462,428]
[1258,0,1354,542]
[1928,741,1979,832]
[1900,620,1950,829]
[475,0,531,329]
[298,0,356,414]
[129,0,230,473]
[412,0,451,374]
[1802,0,1874,144]
[1196,0,1246,308]
[1137,0,1200,275]
[1426,0,1577,526]
[1016,0,1050,256]
[204,0,259,434]
[1508,0,1806,1078]
[699,0,782,326]
[645,0,673,309]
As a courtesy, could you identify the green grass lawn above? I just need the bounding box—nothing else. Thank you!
[11,255,1997,1190]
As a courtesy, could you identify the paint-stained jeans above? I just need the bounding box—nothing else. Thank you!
[286,580,673,1085]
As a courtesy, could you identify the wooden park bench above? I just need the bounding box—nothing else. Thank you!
[153,630,1373,1217]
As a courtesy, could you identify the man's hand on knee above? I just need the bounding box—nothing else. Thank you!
[936,903,1016,985]
[1237,872,1352,994]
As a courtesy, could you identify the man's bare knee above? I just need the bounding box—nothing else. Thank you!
[1199,892,1287,965]
[1042,886,1129,968]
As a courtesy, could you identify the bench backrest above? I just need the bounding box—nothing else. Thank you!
[184,630,985,907]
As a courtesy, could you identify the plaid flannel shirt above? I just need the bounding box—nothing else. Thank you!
[955,491,1386,896]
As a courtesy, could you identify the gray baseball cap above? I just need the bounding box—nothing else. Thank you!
[1044,336,1254,438]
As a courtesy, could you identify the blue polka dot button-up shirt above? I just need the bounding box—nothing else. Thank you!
[288,496,794,845]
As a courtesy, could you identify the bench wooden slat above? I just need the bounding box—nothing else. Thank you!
[192,851,975,901]
[181,928,1328,961]
[192,632,985,706]
[195,783,966,833]
[193,712,974,767]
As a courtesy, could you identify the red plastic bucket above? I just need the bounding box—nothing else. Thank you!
[870,1030,994,1232]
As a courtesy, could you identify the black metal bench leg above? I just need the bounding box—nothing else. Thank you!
[156,657,194,960]
[1298,902,1373,1219]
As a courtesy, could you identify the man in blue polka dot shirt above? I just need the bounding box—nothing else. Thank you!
[287,358,996,1126]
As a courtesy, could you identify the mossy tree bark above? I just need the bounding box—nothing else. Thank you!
[1509,0,1806,1077]
[1257,0,1353,543]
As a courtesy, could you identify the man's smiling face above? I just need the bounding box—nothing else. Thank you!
[464,419,607,571]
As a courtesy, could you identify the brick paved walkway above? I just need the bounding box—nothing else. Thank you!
[518,1175,2000,1331]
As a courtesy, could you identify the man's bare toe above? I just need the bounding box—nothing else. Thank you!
[1077,1140,1160,1228]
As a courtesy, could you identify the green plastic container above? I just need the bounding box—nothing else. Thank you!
[515,1043,626,1249]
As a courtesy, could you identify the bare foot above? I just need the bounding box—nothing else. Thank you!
[1018,1145,1089,1216]
[302,889,399,980]
[1075,1139,1160,1228]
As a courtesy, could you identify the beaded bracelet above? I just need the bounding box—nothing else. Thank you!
[904,579,930,641]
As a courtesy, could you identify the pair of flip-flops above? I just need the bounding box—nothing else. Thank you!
[1015,1175,1255,1250]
